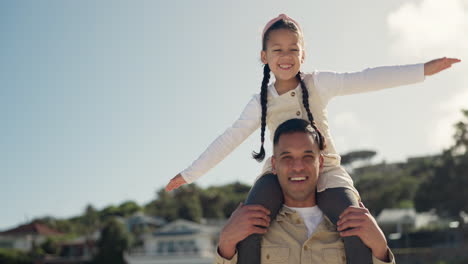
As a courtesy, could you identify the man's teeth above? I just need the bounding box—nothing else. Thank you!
[290,177,306,181]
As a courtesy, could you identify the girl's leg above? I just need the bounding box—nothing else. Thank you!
[236,173,284,264]
[316,187,373,264]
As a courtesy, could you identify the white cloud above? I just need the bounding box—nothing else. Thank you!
[388,0,468,151]
[333,111,361,130]
[434,86,468,150]
[331,111,375,153]
[388,0,468,59]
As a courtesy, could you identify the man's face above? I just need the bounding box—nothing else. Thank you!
[272,132,323,207]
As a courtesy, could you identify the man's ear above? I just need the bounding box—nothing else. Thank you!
[301,49,306,64]
[319,154,324,171]
[261,50,268,65]
[271,155,277,174]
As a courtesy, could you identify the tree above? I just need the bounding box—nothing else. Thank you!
[93,218,130,264]
[83,205,99,232]
[40,237,60,255]
[99,205,121,220]
[82,204,100,256]
[147,185,204,222]
[0,248,32,264]
[355,163,421,216]
[341,150,377,166]
[145,182,251,221]
[174,185,203,222]
[220,182,251,218]
[118,201,141,217]
[452,110,468,153]
[414,109,468,216]
[200,187,228,219]
[146,189,179,221]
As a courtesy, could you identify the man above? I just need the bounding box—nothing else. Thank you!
[215,119,394,264]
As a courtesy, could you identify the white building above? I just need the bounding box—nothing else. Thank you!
[125,219,224,264]
[377,208,440,234]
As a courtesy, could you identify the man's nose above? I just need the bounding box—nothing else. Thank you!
[291,158,305,171]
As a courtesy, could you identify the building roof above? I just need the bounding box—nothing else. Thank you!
[126,212,166,229]
[154,219,218,236]
[376,208,440,229]
[377,208,417,224]
[0,221,63,236]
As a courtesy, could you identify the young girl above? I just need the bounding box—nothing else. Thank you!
[166,14,460,263]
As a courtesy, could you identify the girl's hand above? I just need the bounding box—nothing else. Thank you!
[424,57,461,76]
[165,173,187,192]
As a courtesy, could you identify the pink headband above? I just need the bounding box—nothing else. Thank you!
[262,14,302,41]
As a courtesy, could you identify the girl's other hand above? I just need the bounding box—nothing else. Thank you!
[165,174,187,192]
[424,57,461,76]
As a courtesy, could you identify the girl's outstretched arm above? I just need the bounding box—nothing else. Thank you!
[166,173,187,192]
[165,95,261,191]
[424,57,461,76]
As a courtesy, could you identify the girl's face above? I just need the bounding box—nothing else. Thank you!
[261,28,305,82]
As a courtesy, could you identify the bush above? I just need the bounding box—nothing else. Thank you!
[0,248,33,264]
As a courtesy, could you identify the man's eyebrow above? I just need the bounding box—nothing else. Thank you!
[278,150,316,156]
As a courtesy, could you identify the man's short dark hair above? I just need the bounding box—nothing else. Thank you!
[273,119,322,147]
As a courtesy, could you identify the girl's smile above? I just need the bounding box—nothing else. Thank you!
[279,64,294,70]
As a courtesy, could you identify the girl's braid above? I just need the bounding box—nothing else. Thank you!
[297,72,326,150]
[252,64,271,162]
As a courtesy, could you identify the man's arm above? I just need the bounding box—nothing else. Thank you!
[217,203,271,260]
[336,202,391,262]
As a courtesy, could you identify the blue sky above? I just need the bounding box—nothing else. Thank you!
[1,0,466,230]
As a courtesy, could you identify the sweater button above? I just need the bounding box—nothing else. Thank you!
[296,111,301,116]
[291,91,295,97]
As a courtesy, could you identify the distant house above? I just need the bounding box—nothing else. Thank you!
[126,212,166,236]
[0,221,63,251]
[377,208,440,234]
[125,219,224,264]
[377,208,467,250]
[41,232,99,264]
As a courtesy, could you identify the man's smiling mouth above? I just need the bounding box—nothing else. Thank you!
[289,176,308,182]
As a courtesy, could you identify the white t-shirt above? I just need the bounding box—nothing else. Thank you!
[286,205,324,238]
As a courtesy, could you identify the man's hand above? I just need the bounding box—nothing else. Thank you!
[218,203,271,260]
[165,174,187,192]
[337,202,389,262]
[424,57,461,76]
